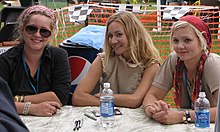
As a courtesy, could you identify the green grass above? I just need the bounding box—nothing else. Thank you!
[40,0,67,9]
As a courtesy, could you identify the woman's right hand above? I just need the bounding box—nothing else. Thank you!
[145,100,170,117]
[29,101,61,117]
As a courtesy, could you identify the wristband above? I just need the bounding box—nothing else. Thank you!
[23,102,31,115]
[14,95,19,102]
[20,95,25,102]
[183,110,191,124]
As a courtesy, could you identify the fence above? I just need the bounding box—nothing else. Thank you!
[54,4,220,107]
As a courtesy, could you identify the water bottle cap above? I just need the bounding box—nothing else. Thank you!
[199,92,206,97]
[103,83,110,88]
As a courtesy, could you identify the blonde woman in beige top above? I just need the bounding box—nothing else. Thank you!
[72,11,160,108]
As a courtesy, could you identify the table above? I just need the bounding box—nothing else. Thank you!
[20,106,215,132]
[0,41,20,55]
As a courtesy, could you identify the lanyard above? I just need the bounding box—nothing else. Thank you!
[184,68,195,109]
[22,54,41,94]
[184,69,204,109]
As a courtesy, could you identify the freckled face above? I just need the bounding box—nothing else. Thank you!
[108,21,129,57]
[23,14,52,52]
[172,26,202,62]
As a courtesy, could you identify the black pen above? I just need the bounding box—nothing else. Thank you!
[84,113,97,121]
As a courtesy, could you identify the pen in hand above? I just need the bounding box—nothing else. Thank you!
[84,113,97,121]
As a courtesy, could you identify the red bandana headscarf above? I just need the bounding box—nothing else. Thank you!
[173,15,212,108]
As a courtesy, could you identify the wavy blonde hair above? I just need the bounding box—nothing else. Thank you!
[104,11,160,66]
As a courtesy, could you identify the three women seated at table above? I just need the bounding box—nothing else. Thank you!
[0,5,71,117]
[0,5,219,127]
[72,11,160,108]
[142,15,220,124]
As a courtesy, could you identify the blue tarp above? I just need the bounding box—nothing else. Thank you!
[66,25,106,50]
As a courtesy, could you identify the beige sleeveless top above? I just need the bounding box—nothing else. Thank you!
[95,53,158,94]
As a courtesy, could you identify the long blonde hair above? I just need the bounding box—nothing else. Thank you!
[104,11,160,66]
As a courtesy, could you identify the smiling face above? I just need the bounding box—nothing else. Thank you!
[171,26,202,63]
[22,14,52,52]
[108,21,129,59]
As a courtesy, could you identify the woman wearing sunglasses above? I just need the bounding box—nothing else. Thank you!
[0,5,71,117]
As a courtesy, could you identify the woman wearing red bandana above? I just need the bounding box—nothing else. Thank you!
[142,15,220,124]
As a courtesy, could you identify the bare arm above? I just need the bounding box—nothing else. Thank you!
[15,101,61,117]
[24,91,62,105]
[144,88,218,124]
[72,56,103,106]
[142,86,168,109]
[15,92,62,117]
[113,63,160,108]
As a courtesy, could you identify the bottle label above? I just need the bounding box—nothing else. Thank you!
[100,101,114,117]
[195,110,210,128]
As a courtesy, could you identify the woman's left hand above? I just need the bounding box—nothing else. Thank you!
[152,109,184,124]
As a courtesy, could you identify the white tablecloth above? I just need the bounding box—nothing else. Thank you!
[20,106,215,132]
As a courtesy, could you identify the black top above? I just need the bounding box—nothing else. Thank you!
[0,76,29,132]
[0,44,71,105]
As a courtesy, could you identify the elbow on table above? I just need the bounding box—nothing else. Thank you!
[50,91,63,106]
[72,93,84,106]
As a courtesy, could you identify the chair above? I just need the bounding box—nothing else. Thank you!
[0,6,25,29]
[19,0,40,7]
[0,23,16,42]
[0,6,25,42]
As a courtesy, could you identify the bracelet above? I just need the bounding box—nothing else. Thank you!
[23,102,31,115]
[183,110,191,124]
[14,95,19,102]
[20,95,25,102]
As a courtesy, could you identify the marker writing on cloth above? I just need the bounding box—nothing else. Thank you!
[84,113,97,121]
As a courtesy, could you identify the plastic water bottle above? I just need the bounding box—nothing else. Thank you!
[100,82,114,128]
[194,92,210,130]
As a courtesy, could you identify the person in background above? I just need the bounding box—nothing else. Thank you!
[0,5,71,117]
[142,15,220,124]
[72,11,160,108]
[0,76,29,132]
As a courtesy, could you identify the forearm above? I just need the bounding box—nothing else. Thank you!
[24,92,61,105]
[15,102,25,114]
[114,94,143,108]
[142,94,159,108]
[72,92,100,106]
[15,102,36,115]
[142,85,168,108]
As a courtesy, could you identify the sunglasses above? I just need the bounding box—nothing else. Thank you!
[25,25,52,38]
